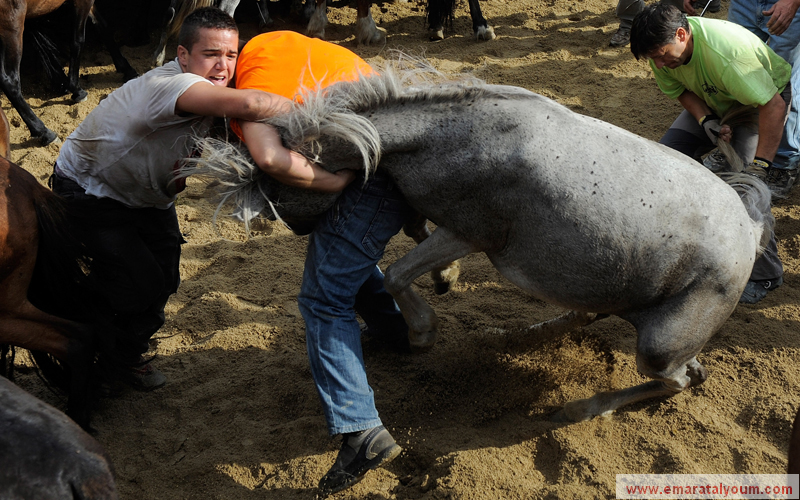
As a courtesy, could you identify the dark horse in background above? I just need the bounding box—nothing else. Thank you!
[0,0,138,146]
[0,377,118,499]
[152,0,493,65]
[0,108,113,430]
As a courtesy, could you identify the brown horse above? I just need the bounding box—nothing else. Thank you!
[0,148,108,430]
[0,0,138,146]
[0,0,96,145]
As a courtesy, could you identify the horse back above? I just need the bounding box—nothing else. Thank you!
[378,89,756,310]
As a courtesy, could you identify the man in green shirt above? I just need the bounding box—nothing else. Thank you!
[630,4,791,304]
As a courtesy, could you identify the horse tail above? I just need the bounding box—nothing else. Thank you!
[168,0,216,39]
[426,0,457,30]
[716,172,773,258]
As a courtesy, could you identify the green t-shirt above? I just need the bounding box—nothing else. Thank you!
[651,17,791,116]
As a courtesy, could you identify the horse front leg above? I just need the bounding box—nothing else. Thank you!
[0,41,58,145]
[554,296,718,422]
[467,0,495,40]
[67,0,92,103]
[402,213,460,295]
[152,0,179,66]
[355,0,386,45]
[255,0,274,30]
[89,7,139,82]
[384,226,475,351]
[306,0,328,39]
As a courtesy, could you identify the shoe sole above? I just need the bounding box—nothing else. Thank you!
[320,444,402,497]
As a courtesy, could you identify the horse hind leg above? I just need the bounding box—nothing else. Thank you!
[355,0,386,45]
[468,0,495,40]
[384,226,475,351]
[402,213,460,295]
[554,292,726,422]
[306,0,328,39]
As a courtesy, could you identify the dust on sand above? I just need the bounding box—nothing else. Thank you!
[3,0,799,498]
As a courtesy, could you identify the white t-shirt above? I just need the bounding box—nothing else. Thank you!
[56,60,213,209]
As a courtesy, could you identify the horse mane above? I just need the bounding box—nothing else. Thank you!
[263,53,527,168]
[182,54,523,232]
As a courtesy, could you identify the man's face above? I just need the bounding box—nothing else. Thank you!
[177,28,238,87]
[646,27,691,70]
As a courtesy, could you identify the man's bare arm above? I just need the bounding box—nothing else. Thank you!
[175,83,292,121]
[241,120,356,192]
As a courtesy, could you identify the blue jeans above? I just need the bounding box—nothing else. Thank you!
[298,170,415,435]
[728,0,800,170]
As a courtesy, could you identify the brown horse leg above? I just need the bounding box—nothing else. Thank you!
[0,16,58,144]
[65,0,92,103]
[355,0,386,45]
[0,107,9,159]
[0,304,96,429]
[403,213,460,295]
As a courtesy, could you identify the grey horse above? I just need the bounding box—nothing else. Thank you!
[187,65,773,422]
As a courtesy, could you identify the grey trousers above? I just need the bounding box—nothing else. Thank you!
[617,0,693,28]
[659,109,784,281]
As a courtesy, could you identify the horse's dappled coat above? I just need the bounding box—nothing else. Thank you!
[187,64,773,421]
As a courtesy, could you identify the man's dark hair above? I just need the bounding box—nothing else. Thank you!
[178,7,239,52]
[630,4,690,60]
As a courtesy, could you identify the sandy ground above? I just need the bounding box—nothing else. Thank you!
[4,0,800,498]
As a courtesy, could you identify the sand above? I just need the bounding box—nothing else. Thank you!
[3,0,800,498]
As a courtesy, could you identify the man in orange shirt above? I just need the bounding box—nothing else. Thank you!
[234,31,410,496]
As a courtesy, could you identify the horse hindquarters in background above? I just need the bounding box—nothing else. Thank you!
[0,156,102,429]
[306,0,386,45]
[0,0,95,146]
[0,377,118,500]
[427,0,494,41]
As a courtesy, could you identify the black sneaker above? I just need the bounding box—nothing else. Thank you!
[765,166,798,200]
[739,276,783,304]
[609,27,630,47]
[121,355,166,391]
[318,425,402,496]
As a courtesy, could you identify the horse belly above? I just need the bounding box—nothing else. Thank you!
[484,157,756,313]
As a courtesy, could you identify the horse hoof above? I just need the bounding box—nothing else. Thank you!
[37,129,59,147]
[434,282,451,295]
[408,329,437,352]
[71,89,88,104]
[429,29,445,41]
[122,68,139,82]
[475,26,496,41]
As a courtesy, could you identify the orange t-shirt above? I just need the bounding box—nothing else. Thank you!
[231,31,376,140]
